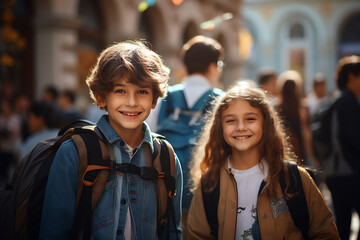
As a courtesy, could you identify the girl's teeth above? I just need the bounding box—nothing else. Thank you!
[236,136,248,140]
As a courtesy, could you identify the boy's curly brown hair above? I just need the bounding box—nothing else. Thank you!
[86,41,170,106]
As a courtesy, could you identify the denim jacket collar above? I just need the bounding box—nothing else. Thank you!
[97,115,154,153]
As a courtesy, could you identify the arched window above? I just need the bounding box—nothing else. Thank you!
[338,13,360,58]
[290,22,305,39]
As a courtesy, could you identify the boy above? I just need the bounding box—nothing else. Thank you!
[39,41,183,239]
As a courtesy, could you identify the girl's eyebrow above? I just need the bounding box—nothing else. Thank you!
[246,112,261,117]
[222,112,260,119]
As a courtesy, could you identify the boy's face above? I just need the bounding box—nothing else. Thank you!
[96,77,156,136]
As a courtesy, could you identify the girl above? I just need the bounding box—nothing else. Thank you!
[186,84,339,239]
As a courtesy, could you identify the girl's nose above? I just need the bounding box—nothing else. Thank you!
[236,121,247,131]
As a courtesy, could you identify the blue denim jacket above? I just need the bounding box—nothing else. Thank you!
[39,115,183,240]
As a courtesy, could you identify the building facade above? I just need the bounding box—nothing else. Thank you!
[241,0,360,93]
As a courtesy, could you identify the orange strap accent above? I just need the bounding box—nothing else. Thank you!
[82,165,111,187]
[169,190,176,198]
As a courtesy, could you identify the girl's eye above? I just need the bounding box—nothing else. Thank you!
[138,90,149,94]
[225,119,235,123]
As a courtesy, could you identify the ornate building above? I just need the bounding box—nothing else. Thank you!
[241,0,360,93]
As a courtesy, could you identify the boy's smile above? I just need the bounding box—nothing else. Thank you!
[96,78,156,147]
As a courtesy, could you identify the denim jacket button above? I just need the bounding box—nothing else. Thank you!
[121,199,126,204]
[117,229,122,235]
[120,141,125,146]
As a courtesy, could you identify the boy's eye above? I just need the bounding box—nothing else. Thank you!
[115,89,125,94]
[138,89,149,94]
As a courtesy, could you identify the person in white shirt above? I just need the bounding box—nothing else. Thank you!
[146,35,225,239]
[306,73,328,119]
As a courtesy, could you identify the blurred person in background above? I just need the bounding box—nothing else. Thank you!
[57,89,83,128]
[19,101,59,159]
[14,94,31,142]
[0,98,22,187]
[307,73,329,119]
[275,70,319,167]
[324,55,360,240]
[147,35,225,239]
[42,85,59,104]
[258,67,278,104]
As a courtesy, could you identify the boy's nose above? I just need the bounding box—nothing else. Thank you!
[127,94,138,106]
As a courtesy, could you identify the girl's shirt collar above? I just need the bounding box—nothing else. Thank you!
[227,157,269,179]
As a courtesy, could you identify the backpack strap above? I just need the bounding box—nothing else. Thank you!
[280,161,310,240]
[192,88,219,112]
[70,127,111,240]
[158,86,220,125]
[201,180,220,238]
[152,136,177,239]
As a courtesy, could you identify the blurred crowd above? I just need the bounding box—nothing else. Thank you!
[0,85,105,187]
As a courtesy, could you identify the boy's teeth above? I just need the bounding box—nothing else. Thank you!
[123,112,138,116]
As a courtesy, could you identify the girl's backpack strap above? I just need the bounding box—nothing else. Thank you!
[279,161,310,240]
[201,180,220,238]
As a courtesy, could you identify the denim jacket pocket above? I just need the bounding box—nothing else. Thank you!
[140,180,157,225]
[92,179,117,229]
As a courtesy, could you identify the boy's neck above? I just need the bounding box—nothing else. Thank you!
[120,129,144,149]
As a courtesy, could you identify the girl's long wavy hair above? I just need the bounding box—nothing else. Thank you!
[189,84,297,197]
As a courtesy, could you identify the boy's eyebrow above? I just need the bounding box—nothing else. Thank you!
[113,83,152,89]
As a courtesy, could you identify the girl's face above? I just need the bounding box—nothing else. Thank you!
[221,98,264,156]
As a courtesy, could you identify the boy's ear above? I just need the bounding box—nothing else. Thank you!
[151,98,158,109]
[95,94,106,108]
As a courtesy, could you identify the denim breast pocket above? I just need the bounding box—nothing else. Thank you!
[92,178,117,229]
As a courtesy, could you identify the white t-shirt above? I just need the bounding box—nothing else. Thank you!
[229,159,268,240]
[146,74,212,132]
[124,144,136,240]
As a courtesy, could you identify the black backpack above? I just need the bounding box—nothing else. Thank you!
[202,161,315,240]
[0,120,177,240]
[310,98,339,165]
